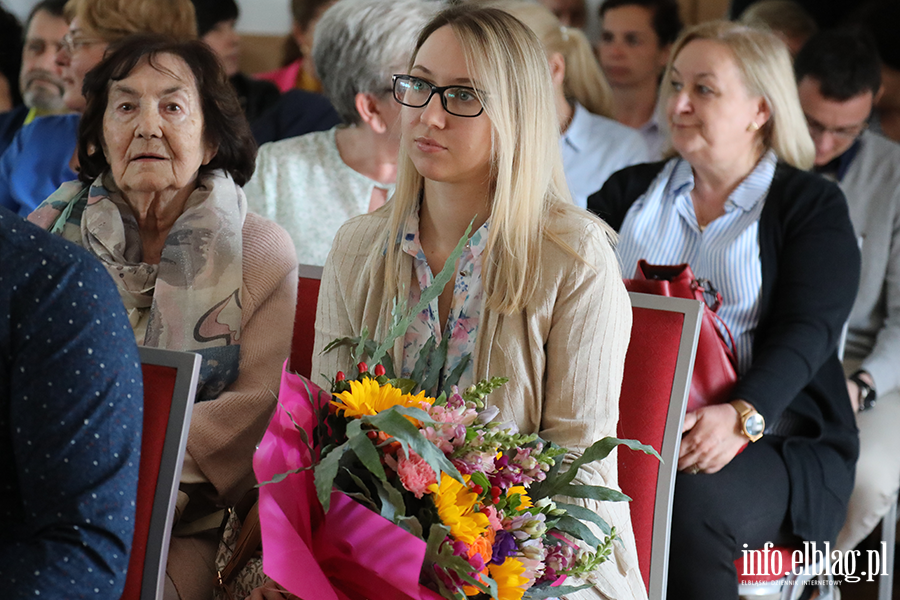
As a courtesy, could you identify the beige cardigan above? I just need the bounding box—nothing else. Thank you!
[313,206,647,600]
[168,212,298,600]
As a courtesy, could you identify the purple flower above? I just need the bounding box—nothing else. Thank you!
[491,530,518,564]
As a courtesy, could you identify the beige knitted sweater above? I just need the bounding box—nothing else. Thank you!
[313,206,647,600]
[168,212,298,600]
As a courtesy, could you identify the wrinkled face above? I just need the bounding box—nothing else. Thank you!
[56,18,108,112]
[20,9,69,111]
[202,19,241,77]
[666,39,768,167]
[538,0,586,29]
[598,5,670,88]
[401,26,493,187]
[102,53,216,198]
[797,77,873,167]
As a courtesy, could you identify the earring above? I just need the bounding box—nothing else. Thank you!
[747,122,760,132]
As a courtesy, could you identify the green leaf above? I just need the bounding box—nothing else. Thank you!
[373,478,407,522]
[540,437,660,498]
[396,515,423,538]
[354,327,370,361]
[361,409,464,484]
[346,421,387,482]
[553,514,601,547]
[442,353,471,395]
[553,501,612,535]
[369,220,474,366]
[554,483,631,503]
[389,377,418,394]
[256,467,307,487]
[410,336,437,385]
[420,334,449,394]
[469,470,491,493]
[314,440,350,511]
[523,584,593,599]
[382,353,396,379]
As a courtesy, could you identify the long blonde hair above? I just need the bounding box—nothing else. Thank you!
[376,5,602,315]
[497,1,614,118]
[662,20,815,169]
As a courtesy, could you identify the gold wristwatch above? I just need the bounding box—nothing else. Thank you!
[731,400,765,442]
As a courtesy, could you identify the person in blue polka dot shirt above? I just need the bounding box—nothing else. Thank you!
[0,206,143,598]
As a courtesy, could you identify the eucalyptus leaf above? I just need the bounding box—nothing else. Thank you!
[541,437,659,498]
[523,584,593,599]
[554,483,631,503]
[373,478,406,522]
[256,467,306,487]
[346,421,387,482]
[420,334,449,394]
[553,514,601,547]
[410,337,437,385]
[442,353,471,395]
[553,501,612,535]
[314,440,350,511]
[396,515,423,538]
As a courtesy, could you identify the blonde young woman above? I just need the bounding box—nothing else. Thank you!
[589,22,859,598]
[312,5,647,600]
[497,1,648,208]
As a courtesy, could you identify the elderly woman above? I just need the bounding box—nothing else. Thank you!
[588,22,859,598]
[28,35,297,600]
[0,0,196,217]
[242,0,438,267]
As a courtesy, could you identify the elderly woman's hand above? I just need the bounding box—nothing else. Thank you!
[677,403,748,474]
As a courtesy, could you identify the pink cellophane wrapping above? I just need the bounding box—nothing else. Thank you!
[253,362,447,600]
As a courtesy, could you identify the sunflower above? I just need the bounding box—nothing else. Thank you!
[428,475,490,545]
[331,378,433,419]
[488,557,529,600]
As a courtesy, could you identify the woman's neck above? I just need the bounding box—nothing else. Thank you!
[418,178,491,272]
[335,125,398,186]
[611,81,658,129]
[689,149,764,226]
[124,185,195,264]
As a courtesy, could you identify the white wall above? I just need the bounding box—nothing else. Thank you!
[4,0,294,34]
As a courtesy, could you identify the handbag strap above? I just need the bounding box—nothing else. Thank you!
[217,500,262,587]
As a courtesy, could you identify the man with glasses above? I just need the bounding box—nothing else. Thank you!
[0,0,68,156]
[795,29,900,555]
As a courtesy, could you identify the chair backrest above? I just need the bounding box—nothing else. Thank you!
[122,347,200,600]
[291,264,324,378]
[618,292,702,600]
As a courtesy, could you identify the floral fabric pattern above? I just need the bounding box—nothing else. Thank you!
[400,210,489,392]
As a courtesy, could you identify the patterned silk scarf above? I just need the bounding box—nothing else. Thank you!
[30,170,245,400]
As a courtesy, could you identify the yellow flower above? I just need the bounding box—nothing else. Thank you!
[488,557,529,600]
[331,378,433,419]
[506,486,532,511]
[427,475,490,545]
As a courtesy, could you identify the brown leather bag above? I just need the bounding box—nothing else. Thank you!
[624,259,738,413]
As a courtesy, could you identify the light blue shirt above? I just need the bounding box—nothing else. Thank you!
[617,150,778,373]
[560,102,649,208]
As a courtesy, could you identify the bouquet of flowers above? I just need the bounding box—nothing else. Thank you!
[253,230,658,600]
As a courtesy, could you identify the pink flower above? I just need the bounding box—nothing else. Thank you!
[391,449,437,499]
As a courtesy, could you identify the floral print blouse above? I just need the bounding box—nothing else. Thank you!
[400,210,489,393]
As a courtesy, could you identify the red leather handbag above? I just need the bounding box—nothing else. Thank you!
[624,260,738,413]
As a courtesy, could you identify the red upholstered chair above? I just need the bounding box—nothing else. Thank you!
[291,264,324,378]
[121,347,200,600]
[618,292,703,600]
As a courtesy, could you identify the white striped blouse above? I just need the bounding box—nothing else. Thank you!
[617,150,778,374]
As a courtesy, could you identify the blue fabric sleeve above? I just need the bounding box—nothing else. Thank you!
[0,210,143,599]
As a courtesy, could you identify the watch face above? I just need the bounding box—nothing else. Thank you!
[745,414,765,437]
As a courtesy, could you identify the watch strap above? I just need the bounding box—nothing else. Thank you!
[850,370,876,411]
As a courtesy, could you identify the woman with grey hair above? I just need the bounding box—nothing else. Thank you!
[243,0,438,266]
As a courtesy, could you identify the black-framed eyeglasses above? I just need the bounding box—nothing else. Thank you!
[392,74,485,118]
